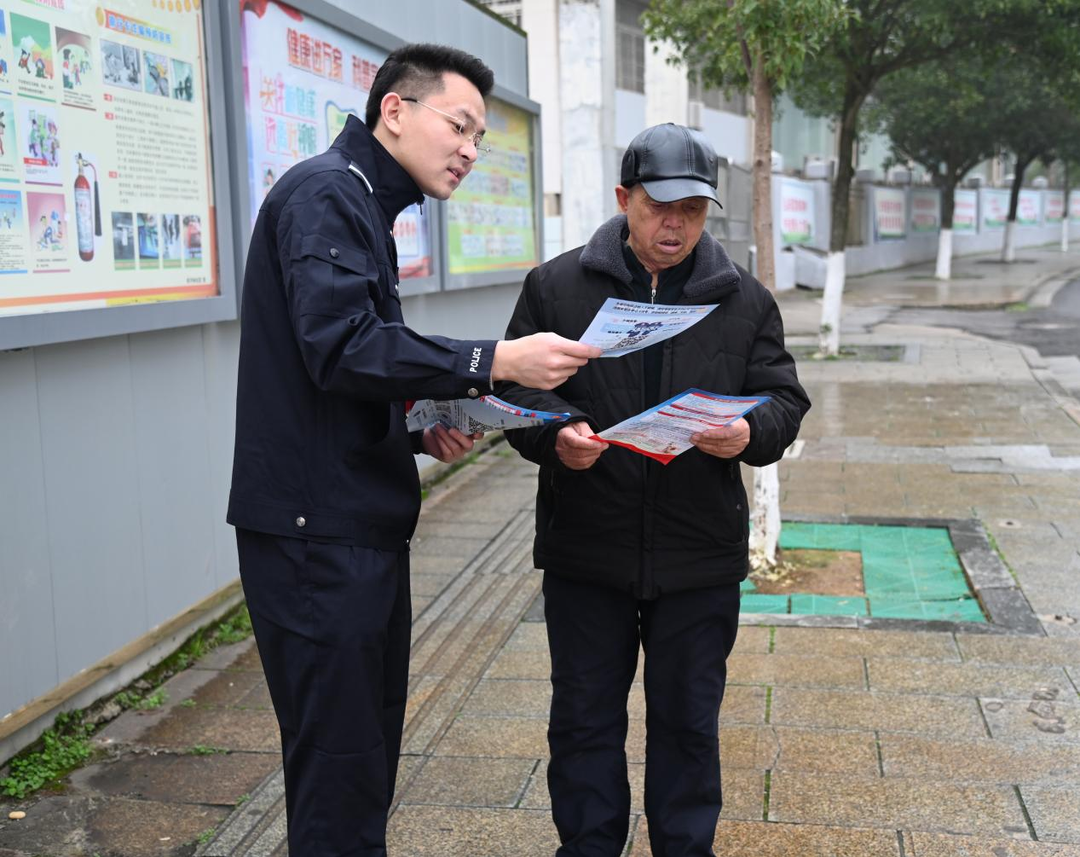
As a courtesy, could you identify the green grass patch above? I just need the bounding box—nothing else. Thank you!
[0,712,92,799]
[189,745,229,756]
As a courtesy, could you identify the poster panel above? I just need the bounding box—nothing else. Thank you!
[1044,190,1064,224]
[873,186,906,241]
[910,188,940,233]
[778,178,814,244]
[240,0,433,279]
[952,189,977,233]
[1070,191,1080,224]
[0,1,217,319]
[446,97,536,275]
[981,188,1009,230]
[1017,189,1041,226]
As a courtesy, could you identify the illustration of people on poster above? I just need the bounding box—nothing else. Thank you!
[27,190,66,271]
[144,51,170,97]
[0,189,28,274]
[101,40,140,90]
[137,212,159,267]
[172,59,194,102]
[183,214,201,265]
[0,12,10,89]
[161,213,182,267]
[112,212,135,270]
[0,99,16,178]
[10,13,53,101]
[241,0,434,279]
[57,27,94,109]
[20,103,61,182]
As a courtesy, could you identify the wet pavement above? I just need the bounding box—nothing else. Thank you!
[2,246,1080,856]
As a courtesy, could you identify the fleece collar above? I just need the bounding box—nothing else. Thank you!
[579,215,741,302]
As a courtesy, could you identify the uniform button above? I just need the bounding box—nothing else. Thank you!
[405,538,410,546]
[329,247,339,258]
[296,516,307,527]
[735,504,742,511]
[467,387,479,398]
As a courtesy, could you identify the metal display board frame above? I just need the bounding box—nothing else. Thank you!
[0,3,240,351]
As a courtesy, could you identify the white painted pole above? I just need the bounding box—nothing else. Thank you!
[1002,220,1016,262]
[935,228,953,280]
[1062,214,1070,253]
[819,250,845,356]
[750,463,780,570]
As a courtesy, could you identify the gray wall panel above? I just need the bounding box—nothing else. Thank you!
[201,321,241,590]
[0,350,57,717]
[129,328,218,627]
[34,338,147,680]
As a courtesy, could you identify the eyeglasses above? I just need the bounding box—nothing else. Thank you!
[401,97,492,158]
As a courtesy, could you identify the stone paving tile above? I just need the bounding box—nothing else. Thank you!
[410,572,455,598]
[771,687,988,738]
[719,726,780,770]
[727,653,867,689]
[868,660,1072,699]
[907,831,1080,856]
[519,761,763,821]
[501,622,549,651]
[130,706,281,753]
[1020,785,1080,844]
[768,772,1028,837]
[485,648,551,680]
[773,727,881,776]
[957,635,1080,666]
[981,697,1080,744]
[189,670,267,708]
[630,817,902,856]
[397,757,536,808]
[771,627,960,661]
[731,625,772,654]
[881,733,1080,784]
[409,535,491,559]
[434,716,648,759]
[387,805,559,856]
[720,685,768,725]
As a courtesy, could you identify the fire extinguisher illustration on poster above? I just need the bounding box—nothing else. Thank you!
[74,152,101,261]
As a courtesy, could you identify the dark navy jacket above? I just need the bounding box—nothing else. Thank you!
[228,116,496,550]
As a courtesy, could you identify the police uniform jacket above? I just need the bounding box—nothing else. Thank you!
[228,115,495,550]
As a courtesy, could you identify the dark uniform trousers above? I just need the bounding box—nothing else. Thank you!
[543,572,741,857]
[236,528,412,857]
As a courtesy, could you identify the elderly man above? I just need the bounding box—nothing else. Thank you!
[229,44,599,857]
[498,123,810,856]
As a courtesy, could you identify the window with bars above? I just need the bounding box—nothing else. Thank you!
[688,75,747,115]
[476,0,522,28]
[617,25,645,92]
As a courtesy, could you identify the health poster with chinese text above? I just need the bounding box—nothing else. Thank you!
[593,389,769,464]
[240,0,433,278]
[0,1,217,319]
[579,297,718,357]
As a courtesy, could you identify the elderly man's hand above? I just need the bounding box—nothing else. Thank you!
[421,423,482,463]
[690,418,749,459]
[555,422,608,470]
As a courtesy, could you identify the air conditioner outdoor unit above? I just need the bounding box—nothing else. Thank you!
[964,175,985,189]
[804,158,832,180]
[687,100,704,130]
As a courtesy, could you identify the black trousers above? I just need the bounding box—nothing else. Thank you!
[236,529,412,857]
[543,572,741,857]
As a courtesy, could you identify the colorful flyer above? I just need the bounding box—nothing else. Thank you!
[579,297,718,357]
[593,389,770,465]
[406,395,571,434]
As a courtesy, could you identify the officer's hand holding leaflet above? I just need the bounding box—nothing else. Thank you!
[690,417,750,459]
[555,421,608,470]
[421,422,483,463]
[492,332,602,390]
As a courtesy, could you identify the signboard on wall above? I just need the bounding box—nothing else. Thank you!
[240,0,433,278]
[981,188,1009,230]
[446,97,536,275]
[873,187,906,241]
[1016,189,1041,226]
[0,1,216,319]
[952,190,977,233]
[1071,191,1080,224]
[910,189,940,233]
[778,178,814,244]
[1045,191,1065,224]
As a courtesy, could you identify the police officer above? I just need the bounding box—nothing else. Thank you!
[228,44,599,856]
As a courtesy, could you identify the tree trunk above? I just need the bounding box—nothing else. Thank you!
[750,59,775,292]
[819,85,863,356]
[1002,158,1030,263]
[936,180,956,280]
[749,462,781,571]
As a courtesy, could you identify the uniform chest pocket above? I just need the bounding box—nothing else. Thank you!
[298,234,381,315]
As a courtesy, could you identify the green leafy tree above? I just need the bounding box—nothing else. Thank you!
[870,57,996,278]
[642,0,849,294]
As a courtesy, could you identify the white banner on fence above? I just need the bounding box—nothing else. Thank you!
[910,189,941,233]
[1017,189,1041,226]
[873,187,907,241]
[1045,191,1065,224]
[953,189,978,233]
[1070,191,1080,224]
[778,178,815,244]
[981,189,1010,230]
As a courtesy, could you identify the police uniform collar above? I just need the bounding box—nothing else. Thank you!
[331,114,424,222]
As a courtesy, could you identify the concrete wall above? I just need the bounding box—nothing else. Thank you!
[0,0,532,725]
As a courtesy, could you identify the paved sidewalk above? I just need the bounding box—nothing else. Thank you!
[2,247,1079,856]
